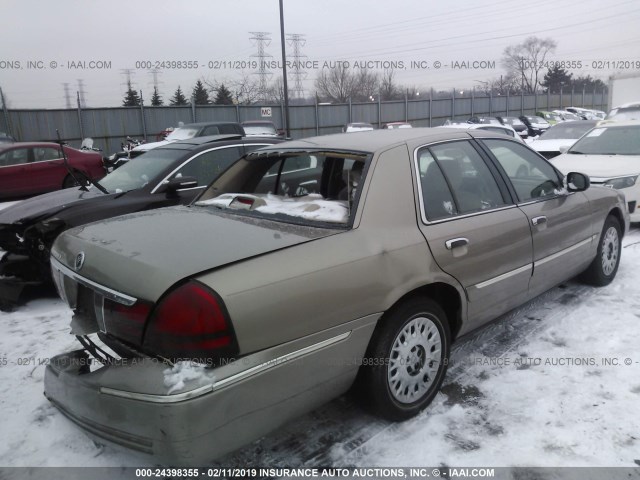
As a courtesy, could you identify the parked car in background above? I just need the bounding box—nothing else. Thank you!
[467,116,502,125]
[605,101,640,122]
[129,122,245,157]
[496,116,528,139]
[551,121,640,222]
[0,142,105,200]
[0,135,280,307]
[439,121,523,141]
[552,110,582,122]
[382,122,412,129]
[530,120,599,159]
[566,107,598,120]
[343,122,374,132]
[45,128,627,464]
[519,115,551,137]
[535,111,560,125]
[241,120,285,138]
[0,133,16,143]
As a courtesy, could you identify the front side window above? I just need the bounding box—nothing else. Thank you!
[196,151,368,226]
[171,146,244,187]
[34,147,62,161]
[417,141,507,221]
[482,139,561,202]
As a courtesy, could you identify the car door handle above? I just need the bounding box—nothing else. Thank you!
[531,216,547,226]
[445,238,469,250]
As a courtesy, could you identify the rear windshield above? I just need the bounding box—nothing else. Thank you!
[196,150,369,227]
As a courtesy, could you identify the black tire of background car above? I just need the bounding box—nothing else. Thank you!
[62,174,81,189]
[580,215,622,286]
[357,297,451,421]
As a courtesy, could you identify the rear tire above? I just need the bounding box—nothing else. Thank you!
[581,215,621,286]
[358,298,450,421]
[62,174,80,189]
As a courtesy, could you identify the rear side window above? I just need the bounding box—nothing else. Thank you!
[481,139,561,202]
[417,141,507,221]
[0,148,29,167]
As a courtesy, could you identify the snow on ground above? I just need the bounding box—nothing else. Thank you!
[0,193,639,467]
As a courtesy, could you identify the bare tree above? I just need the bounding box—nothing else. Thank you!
[502,36,557,93]
[265,76,286,104]
[315,64,356,103]
[204,72,262,105]
[353,69,380,102]
[484,74,526,95]
[379,69,400,101]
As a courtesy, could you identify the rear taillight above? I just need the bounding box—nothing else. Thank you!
[142,281,238,364]
[103,299,152,346]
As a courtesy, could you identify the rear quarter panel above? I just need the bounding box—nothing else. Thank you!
[195,144,462,355]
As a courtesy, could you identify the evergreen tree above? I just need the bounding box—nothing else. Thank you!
[122,80,141,107]
[541,66,573,94]
[151,86,163,106]
[214,83,234,105]
[170,86,189,106]
[191,80,210,105]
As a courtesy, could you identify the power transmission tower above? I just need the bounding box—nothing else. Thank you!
[287,34,307,100]
[62,83,72,109]
[250,32,273,102]
[148,68,163,90]
[76,79,87,108]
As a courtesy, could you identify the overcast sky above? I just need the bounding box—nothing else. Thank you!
[2,0,639,108]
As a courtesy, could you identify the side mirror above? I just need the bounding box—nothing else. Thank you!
[558,145,570,153]
[163,175,198,193]
[565,172,590,192]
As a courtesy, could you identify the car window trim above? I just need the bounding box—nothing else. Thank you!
[412,138,518,225]
[150,144,268,194]
[472,137,566,204]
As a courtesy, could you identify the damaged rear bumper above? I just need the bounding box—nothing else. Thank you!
[44,316,377,465]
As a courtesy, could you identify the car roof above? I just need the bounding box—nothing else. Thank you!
[257,128,501,154]
[179,121,241,128]
[613,101,640,109]
[594,120,640,128]
[0,141,64,151]
[154,134,279,151]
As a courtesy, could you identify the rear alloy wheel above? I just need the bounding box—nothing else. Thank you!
[359,298,450,421]
[581,215,622,286]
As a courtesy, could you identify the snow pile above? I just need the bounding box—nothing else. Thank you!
[201,193,350,223]
[163,361,215,394]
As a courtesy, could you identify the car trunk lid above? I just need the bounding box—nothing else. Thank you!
[51,205,339,303]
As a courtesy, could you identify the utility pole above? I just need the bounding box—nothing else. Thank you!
[279,0,290,137]
[0,87,12,137]
[77,79,87,108]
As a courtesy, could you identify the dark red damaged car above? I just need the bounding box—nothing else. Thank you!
[0,142,105,199]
